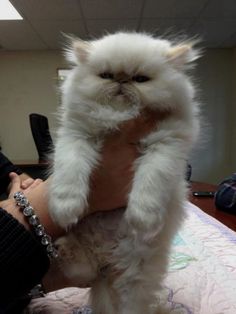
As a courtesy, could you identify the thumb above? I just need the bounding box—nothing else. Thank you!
[8,172,22,197]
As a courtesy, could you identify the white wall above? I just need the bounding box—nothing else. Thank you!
[0,49,235,184]
[0,50,66,161]
[229,48,236,173]
[190,49,234,184]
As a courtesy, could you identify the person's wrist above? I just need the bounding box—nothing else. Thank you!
[33,206,64,240]
[26,194,64,240]
[0,195,64,241]
[23,179,65,240]
[0,198,31,230]
[13,191,58,258]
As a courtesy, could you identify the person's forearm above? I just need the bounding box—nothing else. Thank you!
[26,178,64,239]
[0,207,50,303]
[0,177,64,240]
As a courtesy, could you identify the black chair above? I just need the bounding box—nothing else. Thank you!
[29,113,54,163]
[186,164,192,181]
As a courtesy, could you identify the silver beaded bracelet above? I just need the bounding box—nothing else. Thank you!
[13,191,58,259]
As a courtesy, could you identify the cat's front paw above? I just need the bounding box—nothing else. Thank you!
[49,198,86,229]
[125,205,163,241]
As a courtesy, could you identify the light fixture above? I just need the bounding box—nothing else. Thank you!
[0,0,23,20]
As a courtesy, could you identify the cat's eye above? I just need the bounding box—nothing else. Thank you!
[99,72,114,79]
[132,75,150,83]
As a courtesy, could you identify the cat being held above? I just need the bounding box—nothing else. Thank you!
[49,32,201,314]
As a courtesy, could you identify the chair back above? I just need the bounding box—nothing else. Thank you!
[29,113,53,163]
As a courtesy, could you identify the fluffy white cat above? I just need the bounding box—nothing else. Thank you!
[49,32,201,314]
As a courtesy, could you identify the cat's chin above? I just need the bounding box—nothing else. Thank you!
[109,89,140,108]
[94,105,140,123]
[114,94,127,101]
[109,96,133,110]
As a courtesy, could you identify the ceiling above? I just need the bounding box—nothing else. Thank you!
[0,0,236,50]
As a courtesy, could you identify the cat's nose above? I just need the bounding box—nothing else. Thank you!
[116,72,130,84]
[118,78,129,84]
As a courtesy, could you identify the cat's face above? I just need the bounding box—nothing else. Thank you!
[66,32,199,112]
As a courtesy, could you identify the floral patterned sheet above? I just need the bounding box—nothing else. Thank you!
[27,202,236,314]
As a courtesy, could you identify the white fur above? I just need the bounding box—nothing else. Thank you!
[49,32,201,313]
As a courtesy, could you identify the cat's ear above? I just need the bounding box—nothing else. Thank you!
[64,35,91,64]
[166,43,200,69]
[72,40,91,63]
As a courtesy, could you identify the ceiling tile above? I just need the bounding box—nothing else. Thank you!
[143,0,208,18]
[188,19,236,47]
[140,19,193,37]
[0,21,47,50]
[32,20,87,49]
[0,0,235,50]
[201,0,236,18]
[11,0,82,20]
[80,0,144,19]
[86,19,139,38]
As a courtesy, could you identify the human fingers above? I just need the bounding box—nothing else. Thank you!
[119,108,170,143]
[24,178,43,192]
[8,172,22,198]
[88,110,168,214]
[21,178,35,189]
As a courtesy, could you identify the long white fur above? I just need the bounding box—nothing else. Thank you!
[49,32,201,313]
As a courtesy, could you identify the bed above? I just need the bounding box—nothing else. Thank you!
[26,202,236,314]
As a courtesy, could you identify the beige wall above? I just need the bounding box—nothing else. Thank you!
[230,48,236,172]
[190,48,234,184]
[0,50,66,161]
[0,49,235,184]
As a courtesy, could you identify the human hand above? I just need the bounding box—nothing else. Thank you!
[7,172,34,195]
[7,172,43,196]
[20,108,161,226]
[0,109,163,237]
[0,173,64,238]
[0,173,42,231]
[88,108,164,213]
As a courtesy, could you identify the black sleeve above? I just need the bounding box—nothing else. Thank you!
[0,152,23,195]
[0,208,50,312]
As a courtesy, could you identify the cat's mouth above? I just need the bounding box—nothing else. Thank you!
[113,86,134,102]
[114,86,125,96]
[97,84,141,113]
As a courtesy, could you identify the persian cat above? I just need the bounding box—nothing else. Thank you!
[49,32,200,314]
